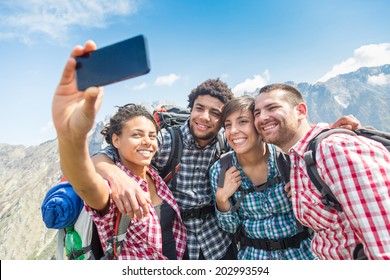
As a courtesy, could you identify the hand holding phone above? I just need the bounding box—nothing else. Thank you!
[76,35,151,91]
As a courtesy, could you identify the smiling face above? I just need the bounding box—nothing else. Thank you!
[112,116,158,174]
[254,90,300,150]
[189,95,225,147]
[224,108,262,155]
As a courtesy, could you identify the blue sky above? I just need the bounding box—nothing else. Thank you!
[1,0,390,146]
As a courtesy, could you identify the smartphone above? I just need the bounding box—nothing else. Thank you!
[75,35,151,91]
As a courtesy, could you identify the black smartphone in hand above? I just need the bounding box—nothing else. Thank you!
[75,35,151,91]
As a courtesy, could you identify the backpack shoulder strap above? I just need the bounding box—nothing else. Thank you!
[274,146,291,184]
[303,128,356,212]
[160,126,183,192]
[101,211,132,259]
[217,151,234,188]
[215,129,228,159]
[271,146,310,234]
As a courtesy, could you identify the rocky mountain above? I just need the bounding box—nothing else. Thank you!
[0,140,62,260]
[293,64,390,132]
[0,65,389,260]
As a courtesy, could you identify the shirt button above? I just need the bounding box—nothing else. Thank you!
[293,164,297,168]
[293,191,297,194]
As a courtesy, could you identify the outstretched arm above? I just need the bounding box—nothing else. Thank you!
[52,41,109,211]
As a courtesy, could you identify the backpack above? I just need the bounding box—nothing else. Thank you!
[153,105,190,129]
[153,105,228,190]
[303,126,390,259]
[42,178,131,260]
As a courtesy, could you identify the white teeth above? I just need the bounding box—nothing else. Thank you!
[138,150,151,156]
[232,138,246,144]
[263,124,276,131]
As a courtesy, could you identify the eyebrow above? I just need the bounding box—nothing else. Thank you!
[256,102,279,111]
[195,103,222,114]
[131,128,157,134]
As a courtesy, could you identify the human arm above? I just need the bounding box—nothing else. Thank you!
[209,162,240,233]
[91,152,151,218]
[215,166,242,212]
[52,40,109,211]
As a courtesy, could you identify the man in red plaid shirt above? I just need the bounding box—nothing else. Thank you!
[254,83,390,260]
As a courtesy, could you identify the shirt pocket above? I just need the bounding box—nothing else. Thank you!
[298,181,339,231]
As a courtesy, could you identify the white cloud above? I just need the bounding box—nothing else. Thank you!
[317,43,390,83]
[367,73,390,86]
[232,70,270,95]
[133,82,147,90]
[0,0,139,44]
[40,120,54,133]
[155,73,180,86]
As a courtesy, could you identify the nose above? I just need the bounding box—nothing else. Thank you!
[255,110,270,123]
[199,110,211,121]
[230,123,239,134]
[254,111,268,131]
[142,136,152,145]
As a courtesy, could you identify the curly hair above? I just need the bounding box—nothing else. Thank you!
[101,103,159,146]
[187,78,234,109]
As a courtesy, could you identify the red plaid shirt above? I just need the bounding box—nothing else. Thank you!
[86,163,187,259]
[289,123,390,260]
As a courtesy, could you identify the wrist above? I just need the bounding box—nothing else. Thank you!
[216,191,231,212]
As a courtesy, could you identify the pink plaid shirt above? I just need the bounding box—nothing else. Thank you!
[289,123,390,260]
[86,163,187,260]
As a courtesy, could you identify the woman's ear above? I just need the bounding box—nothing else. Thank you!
[112,134,120,149]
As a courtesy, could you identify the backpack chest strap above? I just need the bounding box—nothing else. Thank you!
[231,176,282,212]
[180,205,215,221]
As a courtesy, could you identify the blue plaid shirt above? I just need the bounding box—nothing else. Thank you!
[98,121,232,259]
[209,144,316,260]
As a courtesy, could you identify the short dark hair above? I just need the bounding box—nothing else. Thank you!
[101,103,159,145]
[221,96,254,127]
[258,83,303,107]
[187,78,234,109]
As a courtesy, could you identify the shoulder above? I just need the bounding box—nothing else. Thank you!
[317,130,389,165]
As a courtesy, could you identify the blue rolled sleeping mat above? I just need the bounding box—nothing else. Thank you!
[41,181,84,229]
